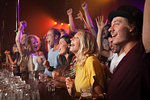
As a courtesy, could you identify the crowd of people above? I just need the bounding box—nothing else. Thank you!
[2,0,150,100]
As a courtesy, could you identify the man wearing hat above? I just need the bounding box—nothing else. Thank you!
[107,0,150,100]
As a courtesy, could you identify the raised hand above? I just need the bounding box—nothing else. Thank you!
[75,11,84,21]
[67,8,73,16]
[19,20,27,31]
[81,1,88,11]
[95,16,108,31]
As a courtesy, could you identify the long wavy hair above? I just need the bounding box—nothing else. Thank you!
[24,35,41,53]
[76,29,98,67]
[58,35,75,69]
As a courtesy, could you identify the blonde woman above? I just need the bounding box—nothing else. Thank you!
[65,29,107,99]
[15,21,41,80]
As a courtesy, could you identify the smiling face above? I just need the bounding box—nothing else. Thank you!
[26,35,40,53]
[59,38,69,55]
[109,17,131,46]
[30,37,39,52]
[70,32,81,54]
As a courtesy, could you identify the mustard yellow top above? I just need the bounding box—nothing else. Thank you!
[75,56,106,92]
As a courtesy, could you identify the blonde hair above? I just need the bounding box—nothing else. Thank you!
[24,35,41,53]
[76,29,98,66]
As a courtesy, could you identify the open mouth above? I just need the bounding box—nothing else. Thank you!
[112,34,117,38]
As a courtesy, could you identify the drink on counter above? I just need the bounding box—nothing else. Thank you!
[81,92,93,100]
[80,88,93,100]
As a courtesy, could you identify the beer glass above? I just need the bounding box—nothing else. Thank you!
[80,88,93,100]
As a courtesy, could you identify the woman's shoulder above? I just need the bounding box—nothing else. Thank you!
[86,56,99,61]
[85,56,100,65]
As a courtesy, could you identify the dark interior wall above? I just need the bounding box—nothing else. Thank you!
[0,0,16,61]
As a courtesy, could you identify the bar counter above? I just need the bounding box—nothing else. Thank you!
[0,65,73,100]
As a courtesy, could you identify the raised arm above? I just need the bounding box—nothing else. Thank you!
[75,11,89,30]
[143,0,150,53]
[67,8,76,32]
[15,21,27,57]
[81,2,96,38]
[96,16,110,58]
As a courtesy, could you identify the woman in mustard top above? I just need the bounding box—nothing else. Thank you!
[65,29,107,99]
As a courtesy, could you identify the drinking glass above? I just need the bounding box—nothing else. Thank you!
[3,90,16,100]
[0,90,3,100]
[31,90,40,100]
[80,88,93,100]
[23,90,30,100]
[47,79,56,96]
[16,89,23,100]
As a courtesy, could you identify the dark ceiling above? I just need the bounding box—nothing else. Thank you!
[19,0,145,23]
